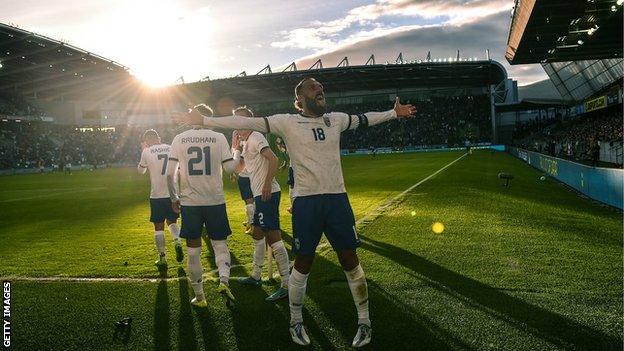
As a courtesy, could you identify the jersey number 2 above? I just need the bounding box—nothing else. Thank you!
[188,146,211,175]
[312,128,325,141]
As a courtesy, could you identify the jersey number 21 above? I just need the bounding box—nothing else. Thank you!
[187,146,211,175]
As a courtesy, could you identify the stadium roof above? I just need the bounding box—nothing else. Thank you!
[181,60,508,104]
[506,0,623,64]
[0,22,136,100]
[542,58,623,101]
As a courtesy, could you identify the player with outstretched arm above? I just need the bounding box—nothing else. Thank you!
[172,78,416,347]
[166,104,242,307]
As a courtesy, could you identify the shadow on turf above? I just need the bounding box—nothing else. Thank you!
[359,234,621,350]
[176,267,199,351]
[154,280,170,351]
[282,230,470,350]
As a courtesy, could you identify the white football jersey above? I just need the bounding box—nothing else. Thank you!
[242,131,280,197]
[266,112,355,198]
[138,143,173,199]
[169,129,233,206]
[200,109,396,198]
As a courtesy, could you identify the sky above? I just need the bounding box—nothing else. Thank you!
[1,0,548,87]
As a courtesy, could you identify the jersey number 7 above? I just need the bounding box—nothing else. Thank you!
[188,146,211,176]
[157,154,168,175]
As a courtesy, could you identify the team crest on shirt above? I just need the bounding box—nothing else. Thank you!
[323,116,331,127]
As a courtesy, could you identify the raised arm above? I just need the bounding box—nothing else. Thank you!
[172,109,269,132]
[344,97,416,131]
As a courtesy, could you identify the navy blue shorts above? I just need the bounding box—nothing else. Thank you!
[149,198,179,223]
[237,176,253,201]
[254,191,281,231]
[180,204,231,240]
[287,167,294,187]
[291,193,359,255]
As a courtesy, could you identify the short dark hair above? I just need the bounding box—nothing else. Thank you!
[194,103,214,117]
[142,129,159,141]
[232,106,254,117]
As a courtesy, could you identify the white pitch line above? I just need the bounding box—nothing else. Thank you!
[356,152,467,226]
[315,152,467,252]
[0,187,107,203]
[4,264,248,283]
[2,153,467,283]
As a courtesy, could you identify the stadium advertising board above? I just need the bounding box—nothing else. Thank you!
[584,96,607,112]
[509,147,624,209]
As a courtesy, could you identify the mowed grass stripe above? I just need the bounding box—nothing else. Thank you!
[4,152,468,282]
[7,150,621,351]
[0,151,462,278]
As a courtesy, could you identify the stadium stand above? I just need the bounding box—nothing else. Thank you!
[511,104,623,166]
[1,20,511,171]
[504,0,623,168]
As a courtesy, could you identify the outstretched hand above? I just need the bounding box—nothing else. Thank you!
[394,97,417,118]
[171,108,203,125]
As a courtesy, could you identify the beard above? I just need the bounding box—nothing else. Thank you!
[304,96,327,116]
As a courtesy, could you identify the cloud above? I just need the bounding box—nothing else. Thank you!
[271,0,512,50]
[281,7,546,85]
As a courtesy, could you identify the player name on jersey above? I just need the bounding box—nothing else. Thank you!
[181,136,217,144]
[149,147,170,154]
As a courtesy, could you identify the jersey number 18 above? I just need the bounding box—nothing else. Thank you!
[312,128,326,141]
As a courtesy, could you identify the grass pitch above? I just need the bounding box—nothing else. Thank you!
[0,150,621,350]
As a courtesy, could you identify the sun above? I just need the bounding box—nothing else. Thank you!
[114,0,214,88]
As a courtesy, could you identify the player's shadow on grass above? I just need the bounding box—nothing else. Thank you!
[176,266,227,350]
[359,234,621,350]
[176,267,199,351]
[153,279,170,351]
[281,230,468,350]
[226,232,297,350]
[305,252,472,350]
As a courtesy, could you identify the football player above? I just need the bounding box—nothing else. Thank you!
[166,105,241,307]
[172,78,416,347]
[232,107,290,302]
[137,129,183,267]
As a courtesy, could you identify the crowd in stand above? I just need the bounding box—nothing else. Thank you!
[0,94,493,170]
[251,94,492,150]
[0,93,46,118]
[511,105,623,166]
[0,122,181,170]
[337,95,491,149]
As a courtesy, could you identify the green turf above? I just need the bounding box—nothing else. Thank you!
[1,150,622,350]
